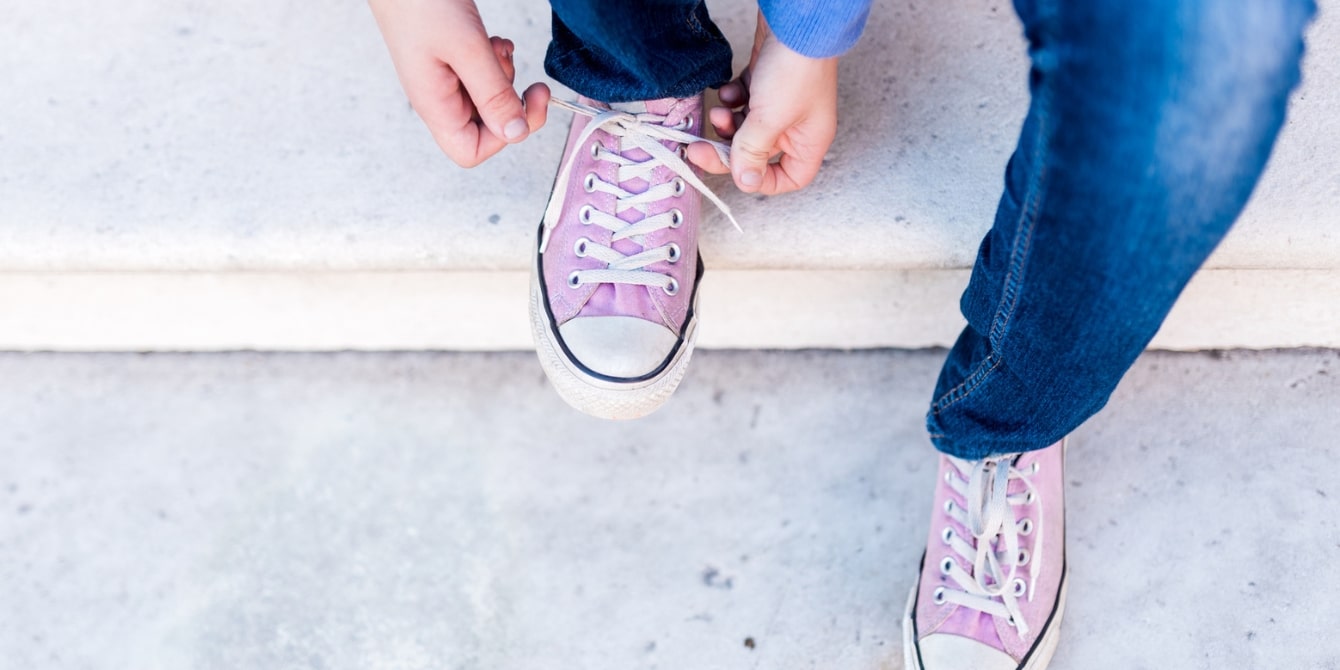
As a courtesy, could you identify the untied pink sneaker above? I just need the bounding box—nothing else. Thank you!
[531,95,736,420]
[903,440,1068,670]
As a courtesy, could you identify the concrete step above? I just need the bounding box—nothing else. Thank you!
[4,349,1339,668]
[2,0,1337,349]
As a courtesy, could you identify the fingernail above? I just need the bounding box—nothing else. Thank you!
[504,118,528,141]
[741,170,762,188]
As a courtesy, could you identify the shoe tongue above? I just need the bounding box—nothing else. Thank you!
[586,96,695,127]
[608,100,649,114]
[573,95,700,328]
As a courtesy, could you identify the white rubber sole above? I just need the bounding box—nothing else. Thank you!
[902,565,1069,670]
[529,260,699,420]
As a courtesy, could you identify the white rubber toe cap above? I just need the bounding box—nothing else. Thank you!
[558,316,678,379]
[916,634,1019,670]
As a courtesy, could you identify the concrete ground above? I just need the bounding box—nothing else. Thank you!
[2,349,1338,669]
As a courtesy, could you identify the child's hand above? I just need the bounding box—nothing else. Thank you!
[686,12,838,195]
[370,0,550,167]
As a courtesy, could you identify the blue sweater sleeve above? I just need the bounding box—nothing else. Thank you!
[758,0,873,58]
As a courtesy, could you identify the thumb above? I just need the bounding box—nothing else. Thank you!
[730,115,781,193]
[455,40,529,143]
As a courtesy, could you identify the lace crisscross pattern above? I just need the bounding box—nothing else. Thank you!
[540,99,740,294]
[934,455,1045,638]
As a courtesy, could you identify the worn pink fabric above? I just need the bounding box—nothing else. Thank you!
[540,95,704,333]
[912,441,1066,663]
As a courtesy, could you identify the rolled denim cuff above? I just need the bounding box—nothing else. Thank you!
[545,1,733,103]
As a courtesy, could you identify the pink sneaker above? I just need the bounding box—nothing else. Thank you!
[903,440,1068,670]
[531,96,735,420]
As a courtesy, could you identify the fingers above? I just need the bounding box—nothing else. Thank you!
[685,141,730,174]
[729,112,829,196]
[467,37,515,124]
[728,113,783,193]
[713,70,750,139]
[370,0,542,169]
[708,106,745,140]
[712,12,836,196]
[453,33,529,144]
[761,150,824,196]
[394,52,494,167]
[718,79,749,108]
[400,34,546,168]
[521,81,551,134]
[431,81,547,168]
[491,36,516,83]
[432,109,509,169]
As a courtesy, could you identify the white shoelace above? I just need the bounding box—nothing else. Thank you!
[539,99,741,293]
[936,455,1044,638]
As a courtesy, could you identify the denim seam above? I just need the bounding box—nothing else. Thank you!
[930,118,1047,418]
[930,0,1055,418]
[929,351,1002,415]
[685,2,708,37]
[987,68,1051,349]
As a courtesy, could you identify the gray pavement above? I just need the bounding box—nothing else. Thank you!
[2,349,1338,669]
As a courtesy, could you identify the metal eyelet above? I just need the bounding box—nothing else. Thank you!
[941,527,954,544]
[943,499,955,514]
[589,142,601,159]
[1017,548,1031,567]
[567,271,581,289]
[669,209,683,228]
[1025,491,1035,505]
[932,587,947,605]
[672,178,686,196]
[1011,578,1027,597]
[1018,518,1034,536]
[683,116,695,130]
[578,205,594,225]
[662,277,679,296]
[1007,615,1017,628]
[939,557,955,575]
[583,173,597,192]
[573,238,590,257]
[666,243,681,263]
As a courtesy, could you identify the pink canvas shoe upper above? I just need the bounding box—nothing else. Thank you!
[539,95,733,339]
[911,441,1066,667]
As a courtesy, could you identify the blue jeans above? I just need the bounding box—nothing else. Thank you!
[546,0,733,102]
[545,0,1316,459]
